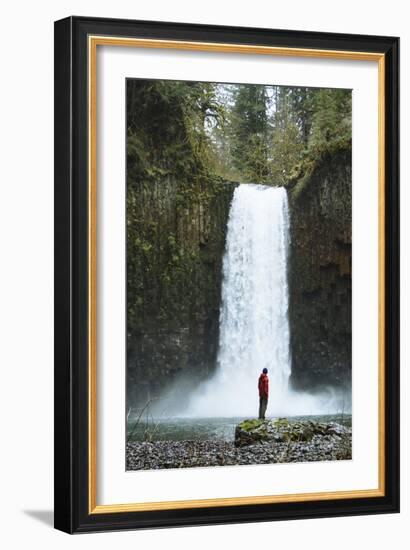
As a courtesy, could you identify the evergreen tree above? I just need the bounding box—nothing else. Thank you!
[308,89,352,154]
[270,87,304,185]
[288,87,316,146]
[229,85,270,182]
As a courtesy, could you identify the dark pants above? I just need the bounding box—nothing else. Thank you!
[259,396,268,419]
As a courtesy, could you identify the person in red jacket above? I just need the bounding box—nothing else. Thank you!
[258,368,269,420]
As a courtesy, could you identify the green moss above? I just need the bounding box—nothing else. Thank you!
[238,419,265,432]
[290,143,351,202]
[273,418,290,428]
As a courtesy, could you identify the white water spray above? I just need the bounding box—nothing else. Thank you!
[187,184,342,418]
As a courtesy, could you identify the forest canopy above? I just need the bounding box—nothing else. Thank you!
[127,80,352,187]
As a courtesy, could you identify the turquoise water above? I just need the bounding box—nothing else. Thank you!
[127,414,352,442]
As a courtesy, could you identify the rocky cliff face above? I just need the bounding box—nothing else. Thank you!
[127,175,236,407]
[288,148,352,391]
[127,148,352,407]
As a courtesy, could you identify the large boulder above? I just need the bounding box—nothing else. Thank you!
[234,418,350,448]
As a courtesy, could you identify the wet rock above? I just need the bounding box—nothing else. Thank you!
[234,418,351,448]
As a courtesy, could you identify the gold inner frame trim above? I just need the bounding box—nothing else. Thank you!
[88,35,386,514]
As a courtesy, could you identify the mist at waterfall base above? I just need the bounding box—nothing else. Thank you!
[150,184,351,421]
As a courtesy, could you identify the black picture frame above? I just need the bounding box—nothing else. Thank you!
[54,15,400,534]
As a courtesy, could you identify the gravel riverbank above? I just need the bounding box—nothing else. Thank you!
[126,424,351,470]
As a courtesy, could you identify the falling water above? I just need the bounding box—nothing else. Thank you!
[188,184,296,417]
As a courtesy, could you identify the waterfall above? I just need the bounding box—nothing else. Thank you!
[188,184,293,417]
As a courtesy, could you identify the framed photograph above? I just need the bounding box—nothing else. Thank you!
[54,16,399,533]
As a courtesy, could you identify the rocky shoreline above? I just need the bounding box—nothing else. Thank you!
[126,419,351,470]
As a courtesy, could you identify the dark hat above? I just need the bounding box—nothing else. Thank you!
[262,368,268,374]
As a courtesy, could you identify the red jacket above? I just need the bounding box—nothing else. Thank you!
[258,373,269,398]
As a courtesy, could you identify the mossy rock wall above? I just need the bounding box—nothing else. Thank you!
[288,148,352,390]
[127,173,236,406]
